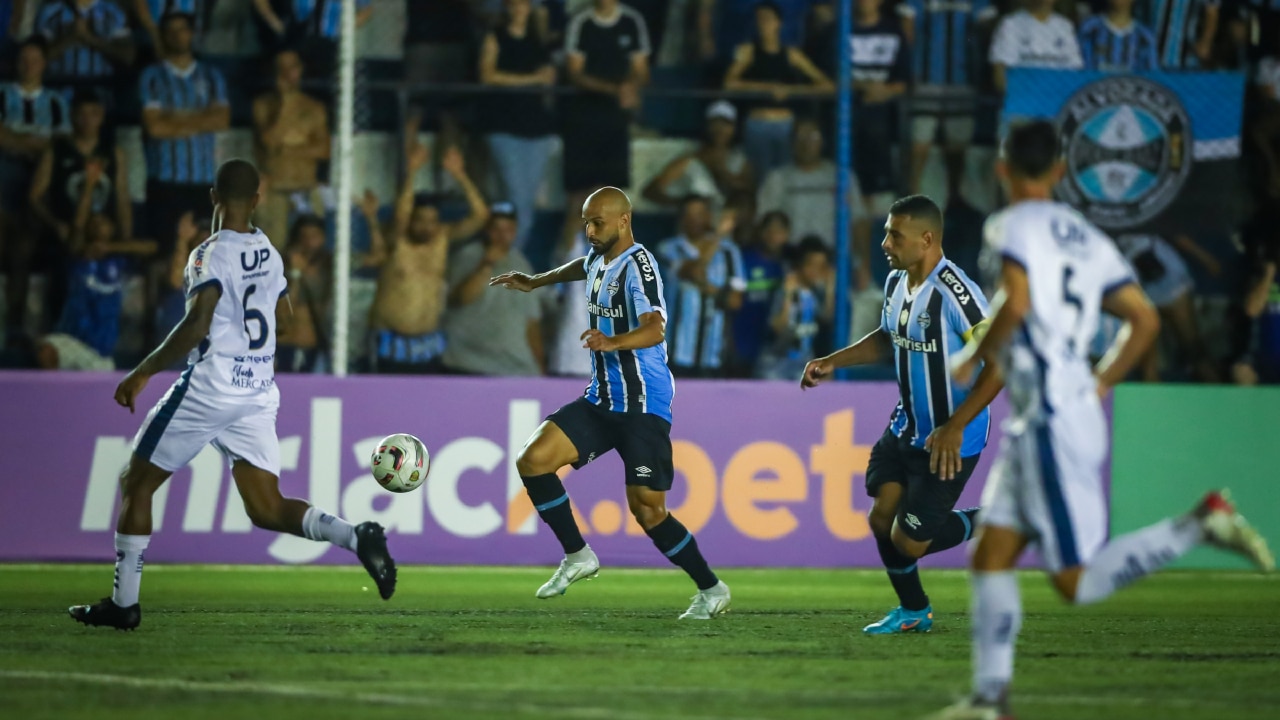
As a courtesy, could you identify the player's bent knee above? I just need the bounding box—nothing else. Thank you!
[891,527,930,559]
[867,508,895,539]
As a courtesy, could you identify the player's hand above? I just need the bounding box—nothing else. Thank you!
[800,357,834,390]
[580,328,618,352]
[489,271,536,292]
[358,189,381,218]
[114,371,151,414]
[925,421,964,480]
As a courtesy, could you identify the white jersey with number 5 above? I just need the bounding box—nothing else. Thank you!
[184,227,287,402]
[978,200,1137,572]
[982,200,1135,423]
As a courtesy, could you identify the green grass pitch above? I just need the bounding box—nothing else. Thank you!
[2,565,1278,720]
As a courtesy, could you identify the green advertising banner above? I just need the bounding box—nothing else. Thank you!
[1112,385,1280,570]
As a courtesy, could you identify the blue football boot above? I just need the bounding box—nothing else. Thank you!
[862,605,933,635]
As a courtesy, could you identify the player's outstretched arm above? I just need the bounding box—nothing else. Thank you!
[581,311,665,352]
[1095,283,1160,395]
[801,328,890,389]
[490,256,589,292]
[951,259,1029,384]
[115,286,220,413]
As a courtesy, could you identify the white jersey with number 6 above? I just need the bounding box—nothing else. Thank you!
[977,199,1138,572]
[981,200,1135,424]
[130,227,288,475]
[184,227,287,401]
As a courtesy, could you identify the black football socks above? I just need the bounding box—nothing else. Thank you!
[876,533,929,611]
[645,514,719,590]
[522,473,586,554]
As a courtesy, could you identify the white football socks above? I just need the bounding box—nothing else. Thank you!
[1074,517,1201,605]
[111,533,150,607]
[301,507,358,552]
[972,571,1022,704]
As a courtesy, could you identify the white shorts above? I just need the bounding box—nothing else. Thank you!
[132,370,281,475]
[979,406,1109,573]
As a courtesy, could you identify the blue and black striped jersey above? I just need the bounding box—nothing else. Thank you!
[36,0,131,79]
[881,259,991,457]
[0,84,70,138]
[139,60,228,185]
[1078,16,1160,71]
[582,244,675,422]
[656,236,746,372]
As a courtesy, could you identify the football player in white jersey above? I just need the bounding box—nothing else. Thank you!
[933,121,1274,720]
[70,160,396,631]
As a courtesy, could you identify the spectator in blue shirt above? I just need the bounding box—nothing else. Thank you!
[1078,0,1160,71]
[0,37,70,337]
[36,0,135,83]
[731,210,790,377]
[252,0,374,76]
[757,234,833,380]
[138,11,229,255]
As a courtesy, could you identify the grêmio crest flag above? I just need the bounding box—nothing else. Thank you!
[1003,69,1245,234]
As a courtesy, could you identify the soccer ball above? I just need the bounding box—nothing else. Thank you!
[370,433,430,493]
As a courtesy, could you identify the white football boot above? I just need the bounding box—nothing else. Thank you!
[678,580,731,620]
[535,546,600,599]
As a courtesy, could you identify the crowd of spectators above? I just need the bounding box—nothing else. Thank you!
[0,0,1277,385]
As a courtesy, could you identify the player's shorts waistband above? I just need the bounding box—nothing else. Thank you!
[373,329,447,364]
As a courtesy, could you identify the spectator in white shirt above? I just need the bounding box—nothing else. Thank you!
[989,0,1083,94]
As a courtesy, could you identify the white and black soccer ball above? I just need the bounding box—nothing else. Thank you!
[370,433,430,493]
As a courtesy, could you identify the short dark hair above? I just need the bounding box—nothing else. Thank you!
[679,194,712,212]
[759,210,791,230]
[788,235,831,268]
[287,214,325,248]
[18,36,47,56]
[71,87,106,109]
[160,11,196,31]
[888,195,943,233]
[755,1,783,18]
[1002,120,1062,180]
[214,159,260,202]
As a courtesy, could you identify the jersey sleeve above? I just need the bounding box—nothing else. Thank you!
[984,209,1031,271]
[880,272,900,332]
[184,239,224,298]
[939,267,991,342]
[627,250,666,319]
[1097,233,1139,297]
[581,248,599,273]
[988,17,1016,65]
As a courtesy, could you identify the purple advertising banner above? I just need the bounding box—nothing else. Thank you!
[0,371,1020,568]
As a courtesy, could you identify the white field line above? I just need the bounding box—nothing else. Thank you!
[0,565,1273,582]
[0,669,769,720]
[1,669,1274,713]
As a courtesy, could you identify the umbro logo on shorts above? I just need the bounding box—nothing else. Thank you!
[635,466,652,477]
[905,513,921,529]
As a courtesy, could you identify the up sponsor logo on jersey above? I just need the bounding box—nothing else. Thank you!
[241,248,271,272]
[1057,75,1191,230]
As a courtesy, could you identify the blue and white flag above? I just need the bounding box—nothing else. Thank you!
[1004,69,1245,234]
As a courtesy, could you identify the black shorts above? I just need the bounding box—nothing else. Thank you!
[865,427,980,542]
[547,398,674,491]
